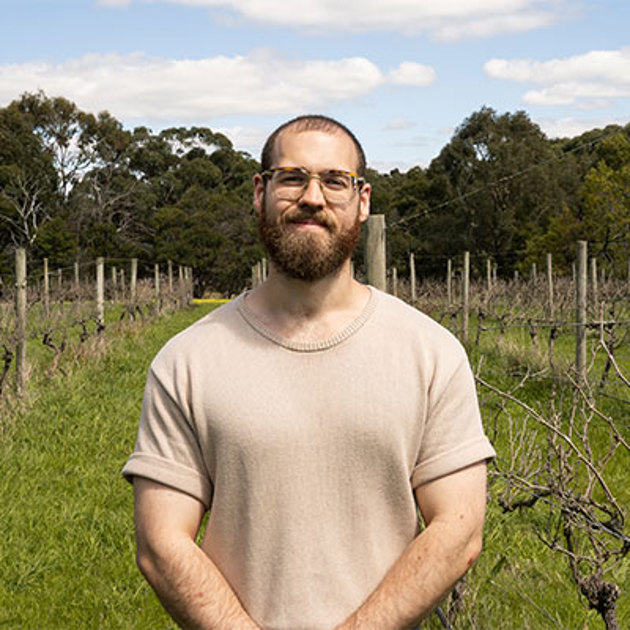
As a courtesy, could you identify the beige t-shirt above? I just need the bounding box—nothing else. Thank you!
[123,287,495,629]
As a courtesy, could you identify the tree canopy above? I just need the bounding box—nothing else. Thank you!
[1,93,628,293]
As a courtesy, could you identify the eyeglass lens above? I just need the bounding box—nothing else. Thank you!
[271,169,355,202]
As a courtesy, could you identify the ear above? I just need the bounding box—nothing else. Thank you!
[358,181,371,223]
[253,173,265,216]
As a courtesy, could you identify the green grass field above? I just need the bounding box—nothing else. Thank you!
[1,303,219,629]
[1,300,627,629]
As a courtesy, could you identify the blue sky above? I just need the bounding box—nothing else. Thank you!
[1,0,629,172]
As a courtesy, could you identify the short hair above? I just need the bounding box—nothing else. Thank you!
[260,114,366,177]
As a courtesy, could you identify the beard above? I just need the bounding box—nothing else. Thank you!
[258,197,362,282]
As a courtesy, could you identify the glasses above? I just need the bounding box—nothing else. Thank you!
[262,167,365,204]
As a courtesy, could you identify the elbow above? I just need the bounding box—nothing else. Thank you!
[135,539,166,587]
[136,545,156,582]
[463,530,484,571]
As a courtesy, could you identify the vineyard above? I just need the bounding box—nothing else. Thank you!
[403,264,630,629]
[0,252,193,399]
[1,246,629,629]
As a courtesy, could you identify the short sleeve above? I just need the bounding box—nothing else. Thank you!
[122,367,213,508]
[411,356,495,488]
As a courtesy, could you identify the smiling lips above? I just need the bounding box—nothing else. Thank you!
[285,211,334,231]
[294,218,324,227]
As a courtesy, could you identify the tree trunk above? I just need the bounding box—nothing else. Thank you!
[578,575,620,630]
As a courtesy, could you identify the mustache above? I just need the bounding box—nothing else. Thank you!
[281,208,336,230]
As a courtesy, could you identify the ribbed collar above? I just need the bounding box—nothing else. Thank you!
[236,286,378,352]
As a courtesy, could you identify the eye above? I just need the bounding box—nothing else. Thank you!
[275,170,307,187]
[322,171,351,190]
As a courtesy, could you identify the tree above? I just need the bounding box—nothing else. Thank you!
[370,167,427,276]
[581,161,630,273]
[11,92,103,200]
[0,106,58,249]
[152,186,262,296]
[424,108,567,276]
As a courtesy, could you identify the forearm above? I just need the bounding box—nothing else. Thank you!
[336,520,482,630]
[137,533,260,630]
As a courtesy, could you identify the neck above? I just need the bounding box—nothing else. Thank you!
[245,259,370,341]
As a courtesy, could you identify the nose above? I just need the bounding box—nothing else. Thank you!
[299,175,326,208]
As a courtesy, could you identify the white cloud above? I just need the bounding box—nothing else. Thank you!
[485,47,630,108]
[0,52,377,120]
[433,8,556,41]
[385,118,417,131]
[216,125,268,155]
[98,0,567,40]
[536,116,629,139]
[369,159,418,173]
[388,62,435,87]
[0,52,435,123]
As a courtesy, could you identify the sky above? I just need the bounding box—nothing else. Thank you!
[1,0,629,173]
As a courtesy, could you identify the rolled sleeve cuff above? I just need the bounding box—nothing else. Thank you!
[411,436,496,488]
[122,452,213,508]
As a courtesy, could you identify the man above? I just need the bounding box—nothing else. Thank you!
[123,115,495,629]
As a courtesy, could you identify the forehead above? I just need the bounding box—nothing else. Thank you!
[273,128,359,172]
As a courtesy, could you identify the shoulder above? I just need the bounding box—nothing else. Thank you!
[151,297,243,374]
[369,288,465,357]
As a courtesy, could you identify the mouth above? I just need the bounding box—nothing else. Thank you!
[286,212,333,231]
[293,218,325,226]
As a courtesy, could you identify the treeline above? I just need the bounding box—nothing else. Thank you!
[1,91,629,295]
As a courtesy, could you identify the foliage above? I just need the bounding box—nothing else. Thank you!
[422,107,571,276]
[581,160,630,273]
[0,105,59,249]
[1,93,630,293]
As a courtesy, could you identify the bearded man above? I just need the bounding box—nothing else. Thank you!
[123,115,495,630]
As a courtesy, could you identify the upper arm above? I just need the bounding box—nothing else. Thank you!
[133,476,206,552]
[414,461,487,534]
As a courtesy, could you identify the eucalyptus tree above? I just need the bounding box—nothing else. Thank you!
[0,105,58,255]
[10,92,112,201]
[425,107,565,275]
[525,125,630,275]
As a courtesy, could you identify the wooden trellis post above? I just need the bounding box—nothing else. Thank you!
[154,263,161,313]
[409,252,416,304]
[364,214,386,291]
[546,253,554,320]
[462,251,470,343]
[96,257,105,331]
[576,241,587,381]
[130,258,138,305]
[447,258,453,306]
[590,257,598,314]
[15,248,27,397]
[111,266,118,301]
[43,257,50,317]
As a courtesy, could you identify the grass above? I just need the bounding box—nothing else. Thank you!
[454,339,630,630]
[0,302,218,629]
[1,298,628,629]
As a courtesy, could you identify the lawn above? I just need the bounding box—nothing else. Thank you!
[0,302,218,629]
[1,296,627,629]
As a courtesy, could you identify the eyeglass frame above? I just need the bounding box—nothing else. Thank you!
[260,166,366,203]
